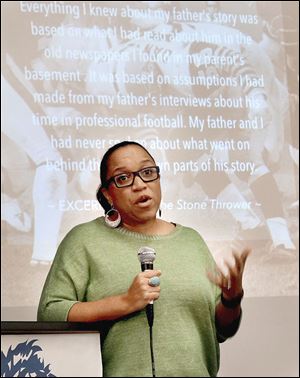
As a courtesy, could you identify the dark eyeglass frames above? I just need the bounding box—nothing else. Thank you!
[105,166,160,188]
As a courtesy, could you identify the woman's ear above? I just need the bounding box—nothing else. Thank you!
[101,187,112,206]
[96,185,113,213]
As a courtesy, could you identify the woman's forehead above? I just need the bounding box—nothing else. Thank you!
[108,145,153,164]
[107,145,154,172]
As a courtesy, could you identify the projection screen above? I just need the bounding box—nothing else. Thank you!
[1,1,298,318]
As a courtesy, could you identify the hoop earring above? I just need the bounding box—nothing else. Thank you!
[105,207,121,228]
[159,208,162,217]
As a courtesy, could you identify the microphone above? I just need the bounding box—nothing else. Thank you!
[138,246,156,327]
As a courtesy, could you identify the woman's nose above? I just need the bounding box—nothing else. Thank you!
[132,174,146,189]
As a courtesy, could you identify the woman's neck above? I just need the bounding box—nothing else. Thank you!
[121,218,174,235]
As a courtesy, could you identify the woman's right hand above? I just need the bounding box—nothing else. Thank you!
[125,270,162,313]
[67,270,162,322]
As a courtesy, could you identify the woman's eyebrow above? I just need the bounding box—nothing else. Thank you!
[111,159,154,175]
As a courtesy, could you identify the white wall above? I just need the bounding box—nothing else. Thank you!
[219,296,299,377]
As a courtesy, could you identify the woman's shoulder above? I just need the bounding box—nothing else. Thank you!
[53,217,107,261]
[61,217,106,243]
[69,216,104,231]
[176,223,205,239]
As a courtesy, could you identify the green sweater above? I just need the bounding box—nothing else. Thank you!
[38,217,221,377]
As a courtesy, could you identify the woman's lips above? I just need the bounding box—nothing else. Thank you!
[134,195,152,207]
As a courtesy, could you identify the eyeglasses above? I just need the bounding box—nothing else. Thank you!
[106,166,160,188]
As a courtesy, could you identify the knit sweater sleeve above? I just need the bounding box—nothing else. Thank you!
[37,225,89,321]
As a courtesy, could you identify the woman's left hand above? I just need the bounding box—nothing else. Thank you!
[208,248,251,300]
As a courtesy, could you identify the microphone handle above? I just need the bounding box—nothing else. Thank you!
[141,262,153,271]
[141,262,154,327]
[146,303,154,328]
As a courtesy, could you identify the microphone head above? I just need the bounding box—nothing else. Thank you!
[137,246,156,264]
